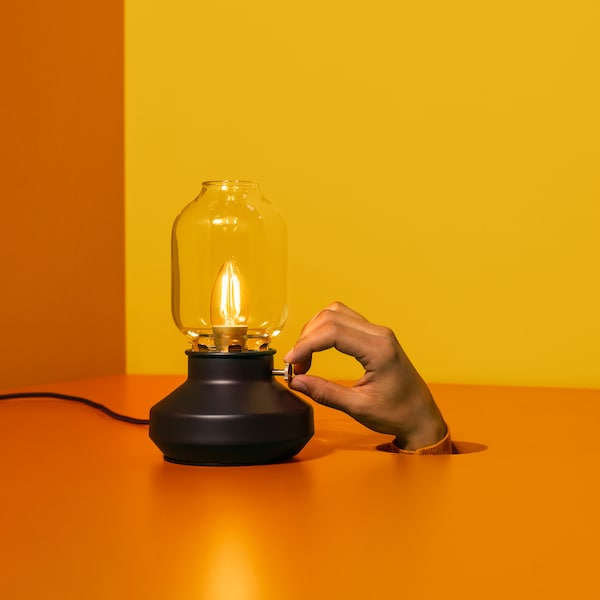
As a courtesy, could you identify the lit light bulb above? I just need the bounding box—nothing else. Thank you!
[210,258,249,351]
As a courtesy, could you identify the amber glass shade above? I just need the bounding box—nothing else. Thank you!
[171,180,287,351]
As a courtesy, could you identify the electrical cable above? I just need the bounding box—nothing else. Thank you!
[0,392,150,425]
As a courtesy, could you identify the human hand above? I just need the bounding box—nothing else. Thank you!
[284,302,447,451]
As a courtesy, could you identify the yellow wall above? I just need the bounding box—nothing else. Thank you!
[126,1,600,388]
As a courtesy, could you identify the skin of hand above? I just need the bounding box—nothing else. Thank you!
[284,302,448,451]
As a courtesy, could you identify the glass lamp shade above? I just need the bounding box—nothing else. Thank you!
[172,180,287,352]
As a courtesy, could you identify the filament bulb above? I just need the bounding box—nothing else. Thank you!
[210,258,248,351]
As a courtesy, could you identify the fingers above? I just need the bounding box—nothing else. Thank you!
[289,374,360,414]
[285,302,394,374]
[298,301,371,339]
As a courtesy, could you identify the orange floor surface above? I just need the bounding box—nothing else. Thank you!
[1,375,599,599]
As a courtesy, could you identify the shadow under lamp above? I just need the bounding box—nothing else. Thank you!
[149,180,314,465]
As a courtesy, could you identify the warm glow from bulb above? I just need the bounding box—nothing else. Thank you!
[210,258,248,327]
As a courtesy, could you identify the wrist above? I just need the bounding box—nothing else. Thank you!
[391,427,452,454]
[395,420,448,452]
[393,395,448,451]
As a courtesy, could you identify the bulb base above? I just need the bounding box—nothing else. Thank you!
[148,350,314,466]
[212,325,248,352]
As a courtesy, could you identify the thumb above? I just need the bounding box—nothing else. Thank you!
[290,374,357,413]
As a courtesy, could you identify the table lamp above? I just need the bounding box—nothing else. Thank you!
[149,180,314,465]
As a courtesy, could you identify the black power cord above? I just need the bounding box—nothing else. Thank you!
[0,392,150,425]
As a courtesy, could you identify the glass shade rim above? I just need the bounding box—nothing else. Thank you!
[202,179,259,189]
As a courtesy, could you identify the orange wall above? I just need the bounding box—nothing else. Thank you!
[0,2,125,387]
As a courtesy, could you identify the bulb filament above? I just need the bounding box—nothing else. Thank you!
[210,258,248,351]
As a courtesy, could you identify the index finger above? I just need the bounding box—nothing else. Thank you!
[285,313,385,375]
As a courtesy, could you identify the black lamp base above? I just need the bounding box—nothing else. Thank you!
[149,350,314,466]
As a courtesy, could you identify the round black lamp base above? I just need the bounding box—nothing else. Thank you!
[149,350,314,466]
